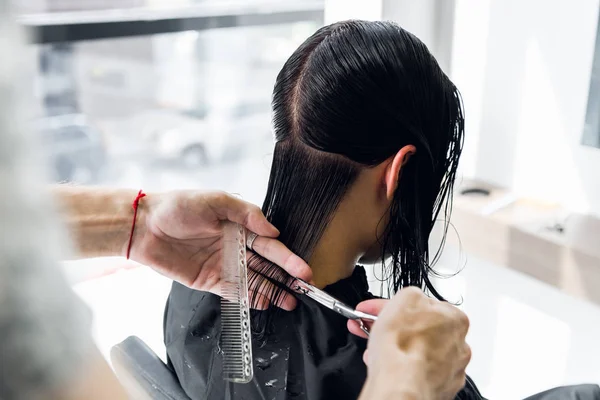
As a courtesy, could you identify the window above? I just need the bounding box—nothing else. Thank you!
[231,101,271,119]
[583,7,600,149]
[23,1,324,201]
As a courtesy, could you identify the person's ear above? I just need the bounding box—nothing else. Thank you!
[384,145,416,200]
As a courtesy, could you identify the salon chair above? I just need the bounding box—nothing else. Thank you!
[111,336,190,400]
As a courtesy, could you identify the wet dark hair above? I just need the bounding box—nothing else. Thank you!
[248,20,464,318]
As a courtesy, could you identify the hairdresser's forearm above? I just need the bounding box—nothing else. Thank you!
[52,185,146,258]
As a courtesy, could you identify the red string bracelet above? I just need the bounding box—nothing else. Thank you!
[126,190,146,260]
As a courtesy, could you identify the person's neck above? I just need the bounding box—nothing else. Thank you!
[302,167,384,288]
[307,211,364,288]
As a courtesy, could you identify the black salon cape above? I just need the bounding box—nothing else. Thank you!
[164,267,484,400]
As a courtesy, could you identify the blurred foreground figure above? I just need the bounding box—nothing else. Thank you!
[0,6,127,400]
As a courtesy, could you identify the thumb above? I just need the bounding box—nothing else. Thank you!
[355,299,389,316]
[347,299,389,339]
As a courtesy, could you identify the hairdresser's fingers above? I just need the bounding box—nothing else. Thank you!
[355,288,432,320]
[252,280,297,311]
[249,276,298,311]
[277,293,297,311]
[447,346,470,396]
[347,319,369,339]
[207,192,280,237]
[348,299,388,338]
[247,263,299,311]
[251,236,313,282]
[355,299,390,317]
[460,343,472,369]
[248,289,270,311]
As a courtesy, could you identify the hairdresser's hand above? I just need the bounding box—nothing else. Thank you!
[128,191,312,310]
[349,288,471,400]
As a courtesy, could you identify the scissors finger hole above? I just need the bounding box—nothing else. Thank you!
[359,320,370,337]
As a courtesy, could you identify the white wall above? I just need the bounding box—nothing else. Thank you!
[452,0,600,216]
[324,0,382,23]
[326,0,454,72]
[381,0,455,74]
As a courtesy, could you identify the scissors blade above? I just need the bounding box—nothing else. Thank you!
[294,278,335,309]
[294,278,378,322]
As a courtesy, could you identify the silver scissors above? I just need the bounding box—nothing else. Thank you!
[294,278,377,337]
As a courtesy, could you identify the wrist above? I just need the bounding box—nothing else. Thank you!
[360,377,422,400]
[359,355,433,400]
[54,186,147,259]
[119,191,156,259]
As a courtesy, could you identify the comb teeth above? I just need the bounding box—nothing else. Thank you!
[221,222,253,383]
